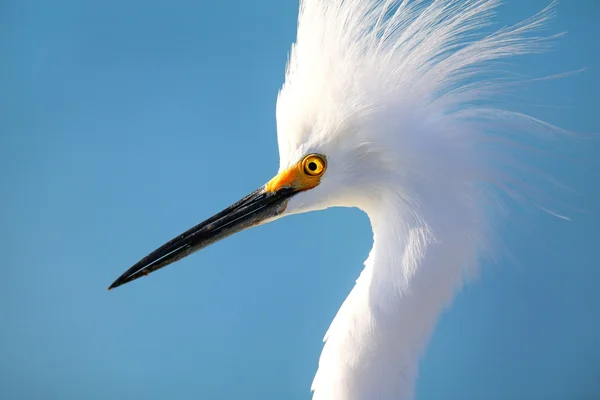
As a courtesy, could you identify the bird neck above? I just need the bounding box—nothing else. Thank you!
[365,192,478,312]
[312,191,481,400]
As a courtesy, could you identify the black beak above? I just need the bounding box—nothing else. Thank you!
[108,186,296,290]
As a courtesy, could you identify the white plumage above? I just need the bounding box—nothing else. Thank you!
[274,1,564,399]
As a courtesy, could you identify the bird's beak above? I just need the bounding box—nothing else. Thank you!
[109,154,326,290]
[108,184,296,290]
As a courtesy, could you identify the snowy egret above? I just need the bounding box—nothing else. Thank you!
[110,0,569,398]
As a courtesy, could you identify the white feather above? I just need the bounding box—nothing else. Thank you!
[273,1,566,399]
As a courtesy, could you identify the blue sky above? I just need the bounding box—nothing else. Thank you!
[1,1,599,399]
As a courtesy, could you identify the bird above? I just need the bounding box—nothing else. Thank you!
[109,0,570,399]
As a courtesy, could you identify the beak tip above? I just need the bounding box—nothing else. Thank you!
[108,280,121,291]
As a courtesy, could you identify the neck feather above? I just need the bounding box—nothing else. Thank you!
[312,189,483,400]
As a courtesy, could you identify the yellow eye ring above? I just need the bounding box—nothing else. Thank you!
[302,154,326,177]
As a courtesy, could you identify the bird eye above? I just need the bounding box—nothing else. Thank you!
[302,154,326,177]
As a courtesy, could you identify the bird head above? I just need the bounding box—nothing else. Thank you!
[107,122,386,290]
[107,0,483,290]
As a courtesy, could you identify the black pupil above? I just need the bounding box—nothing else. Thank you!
[308,162,318,172]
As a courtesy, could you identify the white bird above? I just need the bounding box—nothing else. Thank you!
[110,1,569,399]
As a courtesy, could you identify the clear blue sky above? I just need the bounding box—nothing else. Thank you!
[1,1,599,399]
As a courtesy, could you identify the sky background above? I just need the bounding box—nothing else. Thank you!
[1,0,599,399]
